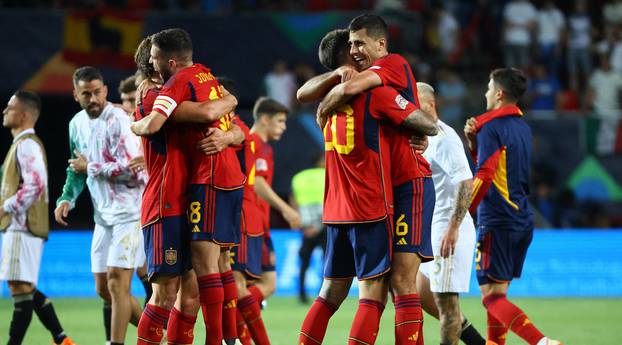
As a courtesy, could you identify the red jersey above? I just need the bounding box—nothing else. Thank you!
[369,53,432,185]
[234,116,263,236]
[252,132,273,236]
[153,63,245,189]
[322,86,418,223]
[136,86,189,225]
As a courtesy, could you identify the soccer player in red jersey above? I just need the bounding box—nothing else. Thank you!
[464,69,562,345]
[297,29,437,345]
[131,30,243,345]
[246,97,301,311]
[299,15,436,344]
[210,78,271,345]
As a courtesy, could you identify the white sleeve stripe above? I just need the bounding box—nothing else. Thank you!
[153,104,173,117]
[153,96,178,117]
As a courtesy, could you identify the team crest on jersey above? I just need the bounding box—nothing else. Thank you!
[395,94,408,110]
[165,249,177,265]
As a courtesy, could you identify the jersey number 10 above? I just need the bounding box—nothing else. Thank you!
[324,105,355,155]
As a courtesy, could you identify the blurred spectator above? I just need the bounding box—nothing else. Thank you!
[502,0,537,69]
[587,55,622,119]
[432,3,460,60]
[558,89,582,111]
[567,0,593,90]
[603,0,622,27]
[403,52,431,83]
[263,60,296,110]
[610,27,622,72]
[536,0,565,75]
[555,188,580,227]
[435,69,465,126]
[527,64,562,111]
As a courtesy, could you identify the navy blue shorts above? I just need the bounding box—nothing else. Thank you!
[393,178,435,261]
[231,234,263,279]
[187,184,242,246]
[324,219,392,280]
[261,235,276,272]
[476,226,534,285]
[143,216,192,281]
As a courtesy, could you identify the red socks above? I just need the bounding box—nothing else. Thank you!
[137,304,170,345]
[198,273,224,345]
[298,297,338,345]
[167,307,197,345]
[483,294,544,345]
[238,295,270,345]
[248,285,264,305]
[348,298,385,345]
[486,309,508,345]
[236,309,252,345]
[394,294,424,345]
[221,270,238,342]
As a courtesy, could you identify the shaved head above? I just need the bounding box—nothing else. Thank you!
[416,82,435,99]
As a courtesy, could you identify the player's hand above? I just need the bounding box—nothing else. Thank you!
[316,106,329,129]
[335,65,357,82]
[409,134,428,153]
[440,225,459,258]
[54,202,71,226]
[464,117,477,141]
[129,156,146,173]
[69,150,88,173]
[197,128,231,155]
[282,206,301,229]
[302,226,320,238]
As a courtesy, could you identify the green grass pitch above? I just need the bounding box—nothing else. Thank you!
[1,296,619,344]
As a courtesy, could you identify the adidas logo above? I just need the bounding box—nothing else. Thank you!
[192,225,200,233]
[225,300,237,309]
[397,238,407,245]
[408,331,419,341]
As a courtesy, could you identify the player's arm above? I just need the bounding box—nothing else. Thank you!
[131,111,165,136]
[197,123,245,156]
[401,108,438,136]
[2,140,47,218]
[88,116,141,182]
[174,88,238,123]
[469,125,502,214]
[297,66,357,103]
[254,176,301,229]
[441,178,473,258]
[317,70,382,118]
[55,128,86,225]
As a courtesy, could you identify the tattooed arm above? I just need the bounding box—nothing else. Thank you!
[440,179,473,258]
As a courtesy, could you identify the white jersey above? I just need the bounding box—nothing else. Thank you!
[422,120,474,243]
[2,129,48,232]
[60,103,145,226]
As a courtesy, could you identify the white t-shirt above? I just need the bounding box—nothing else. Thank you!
[422,120,474,240]
[611,40,622,73]
[264,72,296,110]
[439,11,459,54]
[503,0,537,45]
[588,69,622,119]
[537,8,565,45]
[567,14,591,49]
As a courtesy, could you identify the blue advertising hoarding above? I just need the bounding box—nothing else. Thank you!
[1,229,621,297]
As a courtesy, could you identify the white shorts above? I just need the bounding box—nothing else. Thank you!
[0,231,44,285]
[420,220,476,293]
[134,229,146,269]
[91,221,142,273]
